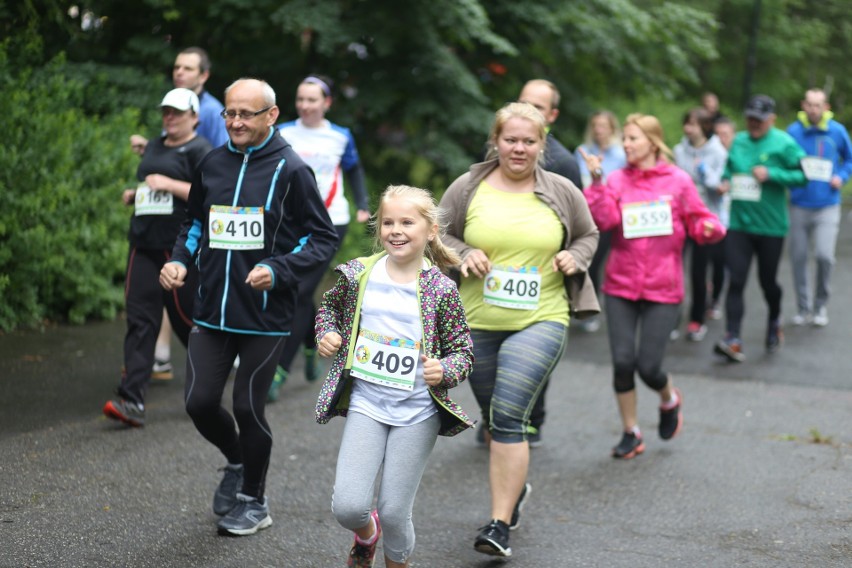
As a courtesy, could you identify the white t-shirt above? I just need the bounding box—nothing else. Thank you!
[349,257,437,426]
[278,119,361,226]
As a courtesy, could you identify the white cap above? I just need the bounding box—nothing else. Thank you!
[159,88,200,113]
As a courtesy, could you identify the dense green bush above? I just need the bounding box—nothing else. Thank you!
[0,48,147,330]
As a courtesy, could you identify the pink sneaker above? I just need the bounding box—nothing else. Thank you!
[348,509,381,567]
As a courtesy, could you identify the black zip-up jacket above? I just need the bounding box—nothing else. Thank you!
[171,127,338,335]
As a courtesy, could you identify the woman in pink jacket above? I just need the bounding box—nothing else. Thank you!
[580,113,726,459]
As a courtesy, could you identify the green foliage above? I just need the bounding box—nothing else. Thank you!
[0,41,140,330]
[686,0,850,121]
[65,0,719,194]
[2,0,849,330]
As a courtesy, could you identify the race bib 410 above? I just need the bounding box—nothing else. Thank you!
[209,205,265,250]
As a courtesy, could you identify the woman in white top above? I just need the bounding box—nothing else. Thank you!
[269,75,371,400]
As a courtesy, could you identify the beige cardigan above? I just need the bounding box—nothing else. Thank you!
[439,159,601,319]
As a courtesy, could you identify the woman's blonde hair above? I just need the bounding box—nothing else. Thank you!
[624,113,673,162]
[583,110,622,149]
[371,185,461,270]
[485,102,547,161]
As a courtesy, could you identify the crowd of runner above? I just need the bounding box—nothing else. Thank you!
[99,45,852,566]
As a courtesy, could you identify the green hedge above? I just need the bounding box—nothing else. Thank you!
[0,49,146,330]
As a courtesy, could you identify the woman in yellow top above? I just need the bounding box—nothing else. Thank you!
[439,102,599,558]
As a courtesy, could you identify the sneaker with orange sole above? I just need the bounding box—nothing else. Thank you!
[659,388,683,440]
[714,335,745,362]
[612,430,645,459]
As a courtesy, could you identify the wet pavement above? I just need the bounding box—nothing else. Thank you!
[1,215,851,567]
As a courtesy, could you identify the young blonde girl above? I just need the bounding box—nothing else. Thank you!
[315,185,474,567]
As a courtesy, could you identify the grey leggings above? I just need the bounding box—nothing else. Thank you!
[605,295,679,393]
[332,411,440,564]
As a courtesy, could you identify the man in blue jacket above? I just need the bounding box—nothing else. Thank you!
[786,88,852,327]
[131,47,229,154]
[160,78,338,537]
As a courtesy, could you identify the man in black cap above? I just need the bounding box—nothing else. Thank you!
[713,95,806,362]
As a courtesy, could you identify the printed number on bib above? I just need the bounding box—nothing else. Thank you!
[350,330,419,391]
[134,184,173,216]
[621,199,673,239]
[209,205,265,250]
[800,157,833,182]
[730,174,762,202]
[483,266,541,310]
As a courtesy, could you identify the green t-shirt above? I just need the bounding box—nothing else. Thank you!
[724,128,807,236]
[459,181,569,330]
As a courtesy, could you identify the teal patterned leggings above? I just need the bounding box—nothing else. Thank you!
[468,321,567,443]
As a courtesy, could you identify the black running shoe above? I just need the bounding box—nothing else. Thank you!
[213,464,244,516]
[659,388,683,440]
[103,398,145,427]
[765,318,784,353]
[475,519,511,557]
[217,493,272,536]
[475,425,487,448]
[612,431,645,459]
[509,483,531,531]
[714,335,745,363]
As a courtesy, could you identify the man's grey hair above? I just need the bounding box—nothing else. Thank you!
[224,78,276,106]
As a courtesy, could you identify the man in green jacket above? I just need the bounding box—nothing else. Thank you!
[714,95,806,362]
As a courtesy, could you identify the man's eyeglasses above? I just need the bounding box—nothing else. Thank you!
[220,106,273,121]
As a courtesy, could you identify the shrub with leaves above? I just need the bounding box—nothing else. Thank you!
[0,43,148,330]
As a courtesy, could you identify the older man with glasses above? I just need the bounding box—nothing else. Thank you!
[160,78,338,536]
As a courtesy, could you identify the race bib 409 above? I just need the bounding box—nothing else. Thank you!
[350,329,420,391]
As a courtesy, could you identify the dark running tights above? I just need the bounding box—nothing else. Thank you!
[120,247,196,405]
[605,295,679,394]
[277,223,345,371]
[723,230,785,337]
[184,327,285,499]
[688,238,726,323]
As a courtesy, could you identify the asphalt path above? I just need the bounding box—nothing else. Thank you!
[1,215,851,567]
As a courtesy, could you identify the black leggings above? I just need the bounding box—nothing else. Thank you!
[276,223,345,371]
[185,327,285,499]
[688,238,726,323]
[723,230,785,337]
[605,295,679,394]
[588,229,612,294]
[120,247,196,405]
[529,230,611,429]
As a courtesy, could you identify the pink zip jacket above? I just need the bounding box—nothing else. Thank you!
[585,161,726,304]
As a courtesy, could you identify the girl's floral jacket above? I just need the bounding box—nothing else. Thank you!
[314,252,475,437]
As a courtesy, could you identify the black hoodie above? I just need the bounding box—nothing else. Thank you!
[171,127,338,335]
